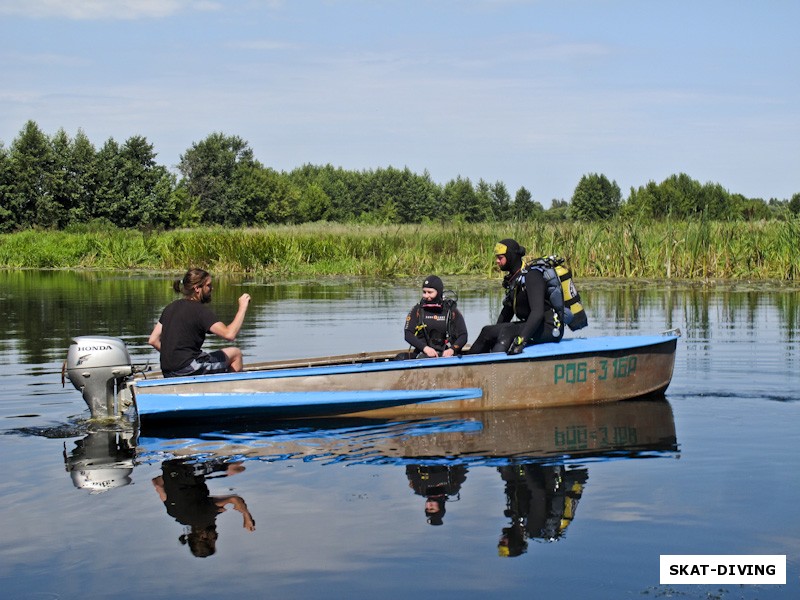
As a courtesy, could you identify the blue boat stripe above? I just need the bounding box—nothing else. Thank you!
[136,387,484,417]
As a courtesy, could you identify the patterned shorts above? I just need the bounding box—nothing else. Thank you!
[164,350,228,378]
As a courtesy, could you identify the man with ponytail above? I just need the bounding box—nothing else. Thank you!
[148,268,251,377]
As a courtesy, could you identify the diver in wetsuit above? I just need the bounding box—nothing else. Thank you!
[467,239,563,355]
[401,275,468,359]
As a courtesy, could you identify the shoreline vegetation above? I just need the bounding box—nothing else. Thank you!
[1,220,798,282]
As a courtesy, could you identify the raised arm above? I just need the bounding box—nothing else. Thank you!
[209,294,251,341]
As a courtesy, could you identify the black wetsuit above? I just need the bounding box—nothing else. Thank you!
[468,267,563,354]
[403,301,468,356]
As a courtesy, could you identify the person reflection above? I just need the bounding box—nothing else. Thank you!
[497,464,587,557]
[406,464,468,526]
[152,458,255,558]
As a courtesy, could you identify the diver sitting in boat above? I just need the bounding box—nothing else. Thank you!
[467,238,586,355]
[148,268,251,377]
[399,275,468,359]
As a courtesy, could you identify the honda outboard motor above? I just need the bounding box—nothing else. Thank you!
[65,336,134,419]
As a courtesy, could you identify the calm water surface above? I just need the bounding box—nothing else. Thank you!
[0,271,798,599]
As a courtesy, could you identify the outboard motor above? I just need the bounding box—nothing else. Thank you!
[65,336,134,419]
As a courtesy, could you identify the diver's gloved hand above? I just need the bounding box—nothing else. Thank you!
[507,337,525,355]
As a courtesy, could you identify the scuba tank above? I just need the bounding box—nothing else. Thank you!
[525,256,588,331]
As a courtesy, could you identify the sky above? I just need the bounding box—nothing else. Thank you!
[1,0,798,206]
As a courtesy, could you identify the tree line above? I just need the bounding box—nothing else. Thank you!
[1,120,798,232]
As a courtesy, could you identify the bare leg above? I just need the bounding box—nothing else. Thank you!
[222,347,244,372]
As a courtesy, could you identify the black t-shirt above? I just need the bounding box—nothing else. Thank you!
[160,460,220,528]
[158,299,220,372]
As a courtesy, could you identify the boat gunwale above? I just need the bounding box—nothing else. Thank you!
[132,335,678,390]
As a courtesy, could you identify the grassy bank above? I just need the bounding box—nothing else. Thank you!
[1,220,798,281]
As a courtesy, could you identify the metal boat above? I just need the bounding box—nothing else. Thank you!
[65,332,679,423]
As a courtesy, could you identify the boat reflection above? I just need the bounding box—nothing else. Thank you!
[137,396,678,467]
[63,397,678,558]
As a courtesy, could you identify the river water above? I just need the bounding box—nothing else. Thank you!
[0,270,798,599]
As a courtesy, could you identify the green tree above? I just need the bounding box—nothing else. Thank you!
[67,130,99,225]
[288,163,361,221]
[92,138,126,224]
[571,173,621,220]
[512,186,543,221]
[395,169,440,223]
[232,162,299,224]
[443,176,491,222]
[178,132,254,225]
[0,142,14,231]
[488,180,511,221]
[365,167,404,222]
[661,173,702,217]
[700,182,736,220]
[170,182,204,227]
[48,128,75,228]
[545,198,569,221]
[738,195,771,220]
[297,183,332,223]
[7,120,55,229]
[787,193,800,216]
[118,135,175,228]
[623,182,658,218]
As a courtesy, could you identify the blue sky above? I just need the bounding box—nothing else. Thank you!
[1,0,797,205]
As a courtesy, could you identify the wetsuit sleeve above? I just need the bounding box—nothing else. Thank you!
[517,271,546,342]
[450,309,468,352]
[404,305,428,352]
[496,300,514,324]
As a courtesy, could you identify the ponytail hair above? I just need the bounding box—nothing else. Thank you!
[174,268,210,296]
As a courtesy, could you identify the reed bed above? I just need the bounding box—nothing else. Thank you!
[1,220,798,281]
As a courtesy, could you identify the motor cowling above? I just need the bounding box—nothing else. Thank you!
[66,336,133,419]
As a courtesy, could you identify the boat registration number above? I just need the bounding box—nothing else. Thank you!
[553,356,637,384]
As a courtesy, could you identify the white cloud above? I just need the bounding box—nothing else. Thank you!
[0,0,221,20]
[229,39,298,51]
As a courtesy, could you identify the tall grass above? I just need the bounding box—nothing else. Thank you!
[1,220,798,280]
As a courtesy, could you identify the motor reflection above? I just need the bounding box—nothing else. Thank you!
[63,427,136,493]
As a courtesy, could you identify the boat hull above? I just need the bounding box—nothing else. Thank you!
[130,335,678,421]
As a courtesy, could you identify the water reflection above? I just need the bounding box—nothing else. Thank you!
[406,465,468,526]
[63,427,136,493]
[51,398,680,558]
[498,464,587,556]
[151,458,256,558]
[1,270,798,368]
[136,398,677,465]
